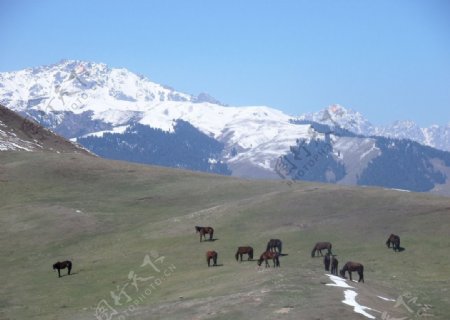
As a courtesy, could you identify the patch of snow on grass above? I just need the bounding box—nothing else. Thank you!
[377,295,396,302]
[325,274,354,288]
[342,290,377,319]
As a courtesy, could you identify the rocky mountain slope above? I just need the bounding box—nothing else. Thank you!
[0,104,90,154]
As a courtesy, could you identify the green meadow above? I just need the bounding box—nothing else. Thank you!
[1,152,449,319]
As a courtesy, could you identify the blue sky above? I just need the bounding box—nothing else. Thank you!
[1,0,449,126]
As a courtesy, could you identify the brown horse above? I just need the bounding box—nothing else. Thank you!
[257,251,280,268]
[324,253,331,271]
[235,246,254,261]
[266,239,282,254]
[386,234,400,251]
[53,260,72,278]
[206,251,218,267]
[340,261,364,283]
[311,242,332,257]
[330,255,339,275]
[195,226,214,242]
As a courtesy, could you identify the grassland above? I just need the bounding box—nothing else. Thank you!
[0,151,449,319]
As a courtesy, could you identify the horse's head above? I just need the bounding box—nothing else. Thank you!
[339,269,346,278]
[195,226,200,233]
[52,262,59,270]
[257,255,264,266]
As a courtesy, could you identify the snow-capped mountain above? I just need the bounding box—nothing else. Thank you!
[298,104,375,136]
[0,60,314,176]
[299,104,450,152]
[1,60,450,194]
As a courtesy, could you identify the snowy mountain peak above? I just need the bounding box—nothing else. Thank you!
[0,60,316,172]
[0,60,196,116]
[299,104,374,135]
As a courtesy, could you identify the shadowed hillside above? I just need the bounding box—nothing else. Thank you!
[0,104,91,154]
[0,152,449,319]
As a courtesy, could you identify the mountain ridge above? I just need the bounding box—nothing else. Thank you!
[299,104,450,152]
[1,60,449,195]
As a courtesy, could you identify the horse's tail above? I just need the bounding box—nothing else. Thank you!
[249,248,253,260]
[328,243,332,254]
[279,241,282,254]
[209,228,214,240]
[266,241,271,252]
[235,250,239,261]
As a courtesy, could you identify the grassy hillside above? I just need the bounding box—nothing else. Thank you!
[0,152,449,319]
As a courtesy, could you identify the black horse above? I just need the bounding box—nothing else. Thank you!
[386,234,401,252]
[235,246,253,261]
[53,260,72,278]
[340,261,364,283]
[257,251,280,268]
[311,242,332,257]
[266,239,282,254]
[330,255,339,276]
[195,226,214,242]
[324,253,331,271]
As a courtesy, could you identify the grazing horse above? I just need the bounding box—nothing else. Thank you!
[235,246,254,262]
[257,251,280,268]
[195,226,214,242]
[324,253,331,271]
[330,255,339,275]
[266,239,282,254]
[206,251,218,267]
[311,242,332,257]
[340,261,364,283]
[386,234,401,251]
[53,260,72,278]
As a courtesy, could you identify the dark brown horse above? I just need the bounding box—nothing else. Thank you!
[195,226,214,242]
[266,239,282,254]
[340,261,364,283]
[235,246,253,261]
[53,260,72,278]
[311,242,332,257]
[330,255,339,275]
[257,251,280,268]
[324,253,331,271]
[206,251,218,267]
[386,234,401,251]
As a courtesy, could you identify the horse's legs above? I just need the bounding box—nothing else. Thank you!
[358,271,364,283]
[58,268,61,278]
[274,257,280,267]
[68,265,72,275]
[348,271,353,281]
